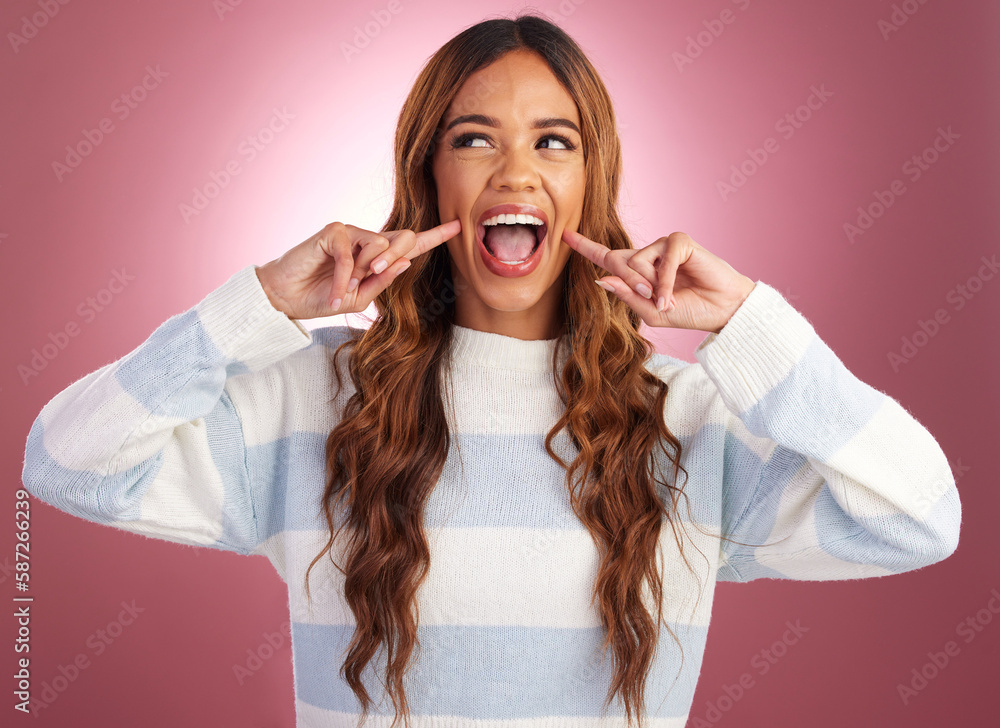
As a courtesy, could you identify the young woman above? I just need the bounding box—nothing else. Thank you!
[22,14,960,728]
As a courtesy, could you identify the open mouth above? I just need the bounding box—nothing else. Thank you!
[476,214,547,265]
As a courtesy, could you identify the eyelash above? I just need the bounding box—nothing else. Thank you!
[449,132,577,151]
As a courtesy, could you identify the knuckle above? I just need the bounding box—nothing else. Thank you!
[334,243,353,263]
[667,231,695,249]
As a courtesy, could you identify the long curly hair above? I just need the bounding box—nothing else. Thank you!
[304,13,715,728]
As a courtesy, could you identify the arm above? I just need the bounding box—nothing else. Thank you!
[693,283,961,581]
[21,265,313,556]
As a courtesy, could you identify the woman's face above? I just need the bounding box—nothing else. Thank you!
[431,49,586,340]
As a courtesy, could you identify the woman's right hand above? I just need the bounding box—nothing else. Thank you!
[255,219,461,320]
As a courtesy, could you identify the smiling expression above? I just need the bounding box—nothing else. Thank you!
[431,48,586,341]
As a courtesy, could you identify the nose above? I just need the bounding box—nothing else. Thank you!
[491,144,540,192]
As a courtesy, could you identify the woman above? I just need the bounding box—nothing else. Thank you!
[22,13,960,728]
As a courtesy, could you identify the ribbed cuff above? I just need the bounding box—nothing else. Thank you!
[195,265,312,371]
[694,281,816,414]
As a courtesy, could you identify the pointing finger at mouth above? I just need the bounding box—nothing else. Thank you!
[409,218,462,259]
[369,219,462,275]
[561,228,611,270]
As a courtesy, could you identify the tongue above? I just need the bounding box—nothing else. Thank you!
[484,224,536,262]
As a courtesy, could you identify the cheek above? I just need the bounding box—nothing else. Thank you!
[431,157,456,202]
[550,168,586,212]
[444,239,471,283]
[445,238,468,265]
[434,165,476,211]
[560,244,574,271]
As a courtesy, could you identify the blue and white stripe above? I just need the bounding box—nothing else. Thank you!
[22,264,961,726]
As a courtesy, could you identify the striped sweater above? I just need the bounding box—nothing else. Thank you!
[21,264,961,727]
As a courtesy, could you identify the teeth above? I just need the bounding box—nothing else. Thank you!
[482,213,545,226]
[480,211,545,265]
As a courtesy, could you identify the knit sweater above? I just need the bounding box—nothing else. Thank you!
[21,264,961,727]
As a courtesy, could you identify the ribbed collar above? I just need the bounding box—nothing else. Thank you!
[449,323,564,372]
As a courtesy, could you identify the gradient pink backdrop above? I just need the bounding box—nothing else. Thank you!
[4,0,998,726]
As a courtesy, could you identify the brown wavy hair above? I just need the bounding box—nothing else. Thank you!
[304,13,729,728]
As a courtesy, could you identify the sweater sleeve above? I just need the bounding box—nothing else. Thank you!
[21,265,313,556]
[690,282,961,582]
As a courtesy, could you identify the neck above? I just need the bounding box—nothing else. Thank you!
[453,309,562,341]
[450,265,566,341]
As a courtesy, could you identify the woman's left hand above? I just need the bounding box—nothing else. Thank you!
[562,229,757,334]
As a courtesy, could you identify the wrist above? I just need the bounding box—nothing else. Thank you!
[711,277,756,335]
[255,264,288,316]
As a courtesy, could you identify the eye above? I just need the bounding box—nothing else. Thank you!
[538,134,575,151]
[450,133,490,149]
[449,132,578,151]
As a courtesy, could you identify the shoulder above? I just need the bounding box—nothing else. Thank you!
[223,323,362,439]
[285,323,360,376]
[306,323,363,354]
[228,322,361,394]
[643,350,729,435]
[644,351,715,396]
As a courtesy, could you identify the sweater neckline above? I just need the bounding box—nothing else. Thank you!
[449,323,563,372]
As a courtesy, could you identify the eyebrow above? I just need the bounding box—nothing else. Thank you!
[443,113,581,135]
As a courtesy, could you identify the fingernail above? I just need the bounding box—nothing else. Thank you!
[372,259,387,275]
[656,296,666,311]
[595,280,615,293]
[347,277,359,293]
[331,297,342,312]
[636,283,652,299]
[395,260,411,275]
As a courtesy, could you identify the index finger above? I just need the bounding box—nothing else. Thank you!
[406,218,462,259]
[561,228,611,270]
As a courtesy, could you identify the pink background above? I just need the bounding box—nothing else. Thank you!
[4,0,998,725]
